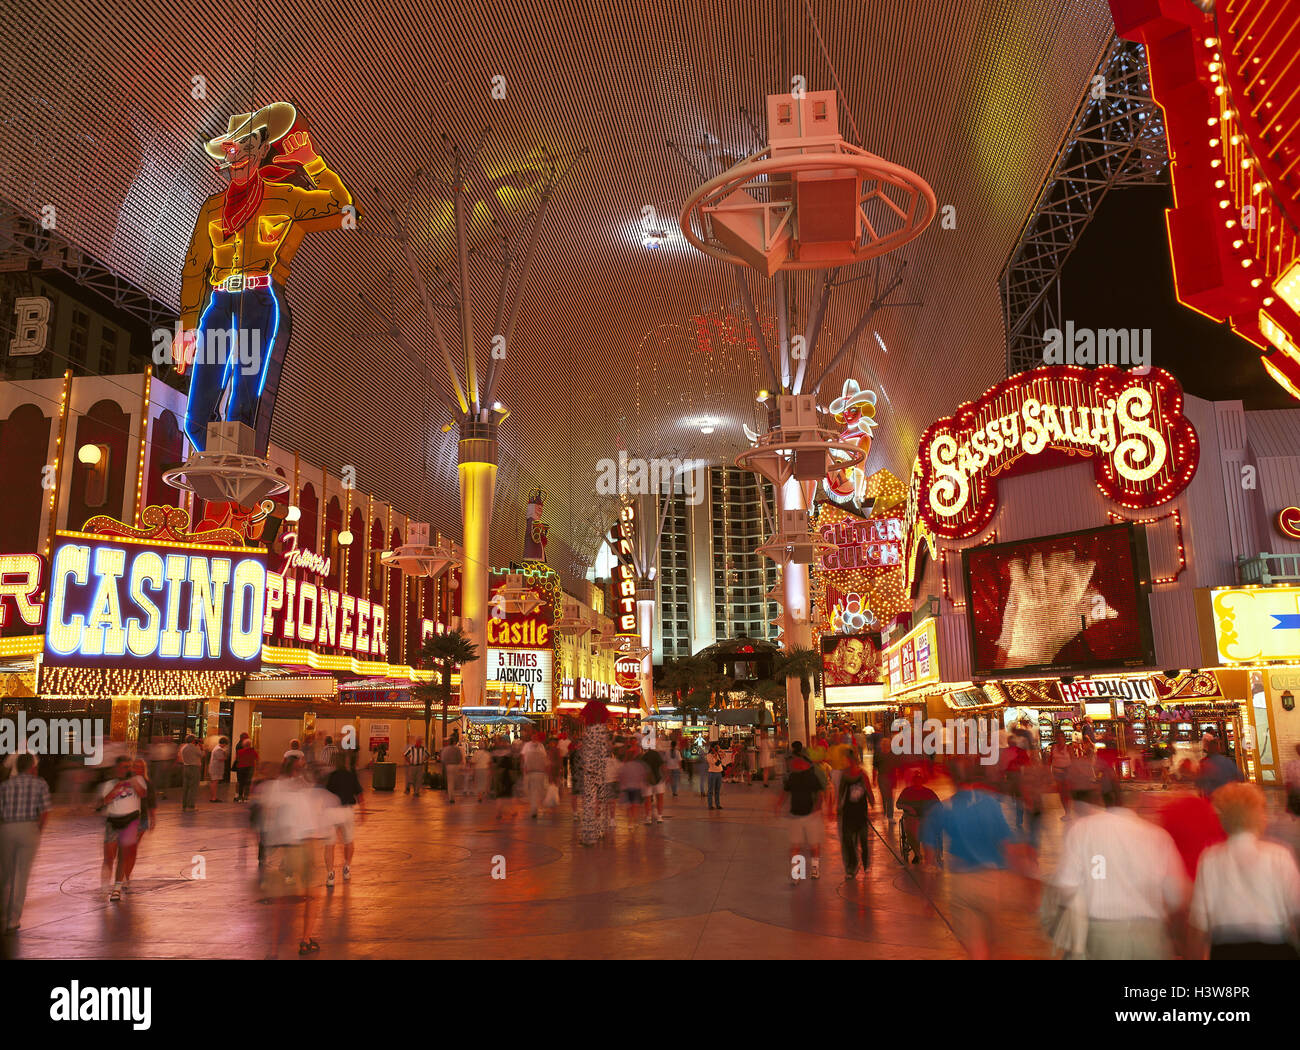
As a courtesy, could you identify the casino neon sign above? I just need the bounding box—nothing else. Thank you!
[917,366,1199,539]
[43,532,266,669]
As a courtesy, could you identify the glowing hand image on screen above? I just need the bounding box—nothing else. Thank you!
[995,550,1117,666]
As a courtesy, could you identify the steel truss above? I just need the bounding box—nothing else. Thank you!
[0,197,177,329]
[1001,36,1169,377]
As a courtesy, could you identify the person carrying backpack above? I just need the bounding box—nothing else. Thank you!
[838,749,875,879]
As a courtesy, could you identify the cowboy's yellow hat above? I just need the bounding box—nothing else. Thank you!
[203,102,297,160]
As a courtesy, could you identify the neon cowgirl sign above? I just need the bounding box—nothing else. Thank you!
[916,367,1199,539]
[43,533,266,670]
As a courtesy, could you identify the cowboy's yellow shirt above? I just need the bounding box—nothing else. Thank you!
[180,155,351,331]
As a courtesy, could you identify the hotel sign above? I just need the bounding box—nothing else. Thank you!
[917,367,1198,539]
[1210,585,1300,664]
[44,531,266,671]
[609,504,638,636]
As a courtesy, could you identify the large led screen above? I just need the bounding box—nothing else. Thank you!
[962,523,1154,678]
[820,633,882,687]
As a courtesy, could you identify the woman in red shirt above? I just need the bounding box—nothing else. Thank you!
[233,734,259,802]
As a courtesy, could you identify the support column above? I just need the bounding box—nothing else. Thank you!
[458,419,498,710]
[781,475,813,746]
[637,586,655,713]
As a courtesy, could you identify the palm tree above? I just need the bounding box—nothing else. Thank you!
[743,678,787,726]
[699,669,737,710]
[773,646,822,742]
[414,629,481,752]
[659,657,697,711]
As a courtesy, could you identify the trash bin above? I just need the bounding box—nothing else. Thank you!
[371,761,397,792]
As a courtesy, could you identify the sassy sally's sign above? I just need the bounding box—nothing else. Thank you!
[916,367,1198,539]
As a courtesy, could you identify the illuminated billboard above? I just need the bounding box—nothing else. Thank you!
[915,366,1198,539]
[885,617,940,695]
[821,633,882,687]
[43,531,266,671]
[1209,585,1300,665]
[821,632,885,707]
[486,568,557,711]
[962,523,1154,678]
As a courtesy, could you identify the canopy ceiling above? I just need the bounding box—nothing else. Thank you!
[0,0,1116,587]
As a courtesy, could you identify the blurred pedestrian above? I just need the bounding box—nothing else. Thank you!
[838,749,874,879]
[1189,782,1300,959]
[641,741,667,824]
[665,740,682,798]
[1197,739,1244,796]
[874,731,899,823]
[403,738,428,797]
[776,741,825,881]
[147,735,177,799]
[0,754,52,932]
[233,734,258,802]
[179,734,203,811]
[95,755,148,903]
[521,730,550,819]
[705,742,726,811]
[441,736,464,804]
[922,763,1022,959]
[283,739,305,762]
[324,752,365,889]
[1049,728,1072,818]
[618,741,650,830]
[471,743,492,802]
[1157,785,1226,881]
[898,769,941,865]
[208,737,229,802]
[262,756,332,956]
[1052,790,1188,959]
[131,758,158,855]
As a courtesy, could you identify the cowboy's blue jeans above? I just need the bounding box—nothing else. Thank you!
[185,285,290,454]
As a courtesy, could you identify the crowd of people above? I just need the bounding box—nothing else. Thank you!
[3,714,1299,961]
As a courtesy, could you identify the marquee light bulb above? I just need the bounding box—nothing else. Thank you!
[78,444,102,466]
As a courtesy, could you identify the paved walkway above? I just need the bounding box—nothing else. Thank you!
[10,771,1288,961]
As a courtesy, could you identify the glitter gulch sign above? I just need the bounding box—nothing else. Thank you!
[917,366,1199,540]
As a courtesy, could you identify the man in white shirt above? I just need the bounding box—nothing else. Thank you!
[520,732,550,818]
[1053,796,1189,959]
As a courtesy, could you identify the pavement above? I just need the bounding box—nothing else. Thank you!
[3,770,1291,960]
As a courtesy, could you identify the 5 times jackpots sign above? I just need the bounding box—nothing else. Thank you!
[916,366,1199,539]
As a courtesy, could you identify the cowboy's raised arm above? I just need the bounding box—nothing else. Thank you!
[274,129,352,224]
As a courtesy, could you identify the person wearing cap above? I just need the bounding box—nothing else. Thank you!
[175,102,354,506]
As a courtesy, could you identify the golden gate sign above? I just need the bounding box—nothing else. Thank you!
[916,366,1199,539]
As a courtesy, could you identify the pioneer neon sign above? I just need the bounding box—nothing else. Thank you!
[917,366,1199,539]
[43,533,266,670]
[263,534,386,659]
